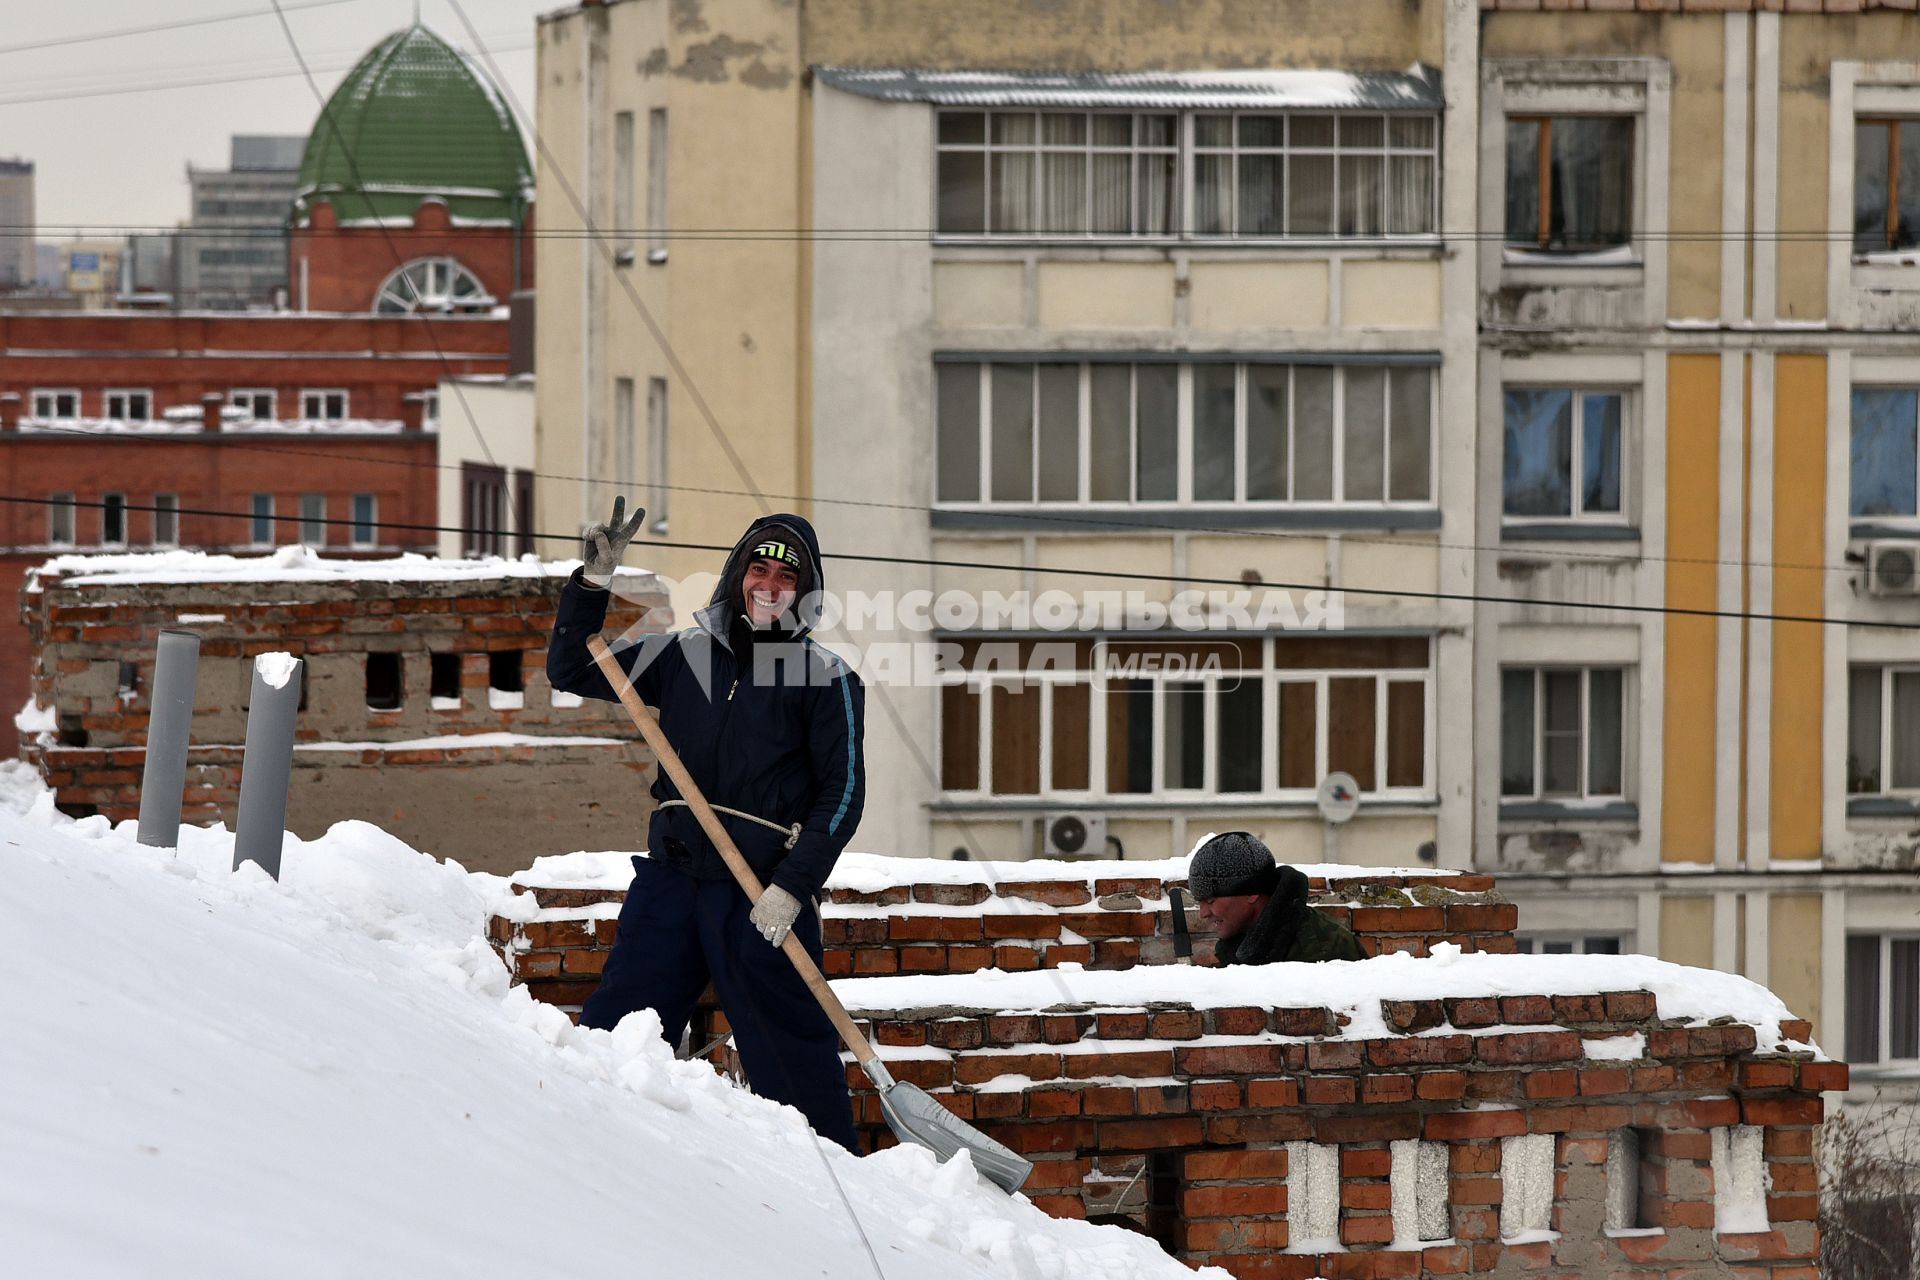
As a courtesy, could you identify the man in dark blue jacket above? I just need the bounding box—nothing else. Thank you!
[546,500,865,1152]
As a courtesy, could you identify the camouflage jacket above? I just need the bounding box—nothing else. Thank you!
[1214,865,1366,966]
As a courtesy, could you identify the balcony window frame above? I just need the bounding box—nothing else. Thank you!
[936,635,1435,804]
[935,356,1438,513]
[932,107,1440,243]
[1845,931,1920,1067]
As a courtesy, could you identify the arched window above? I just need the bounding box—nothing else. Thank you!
[372,257,494,314]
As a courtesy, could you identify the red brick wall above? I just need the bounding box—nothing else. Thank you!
[491,862,1841,1279]
[289,198,533,314]
[495,868,1519,1007]
[20,563,668,867]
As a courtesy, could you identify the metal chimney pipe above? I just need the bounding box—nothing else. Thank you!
[233,652,302,879]
[136,629,201,847]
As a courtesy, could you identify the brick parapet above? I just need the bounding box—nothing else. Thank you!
[492,857,1841,1278]
[494,865,1519,1006]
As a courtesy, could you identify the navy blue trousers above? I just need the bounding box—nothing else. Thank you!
[580,856,859,1153]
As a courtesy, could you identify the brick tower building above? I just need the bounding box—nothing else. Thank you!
[287,22,536,315]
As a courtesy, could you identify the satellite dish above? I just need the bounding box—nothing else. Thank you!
[1316,772,1361,825]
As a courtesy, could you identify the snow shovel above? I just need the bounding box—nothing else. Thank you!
[586,637,1033,1194]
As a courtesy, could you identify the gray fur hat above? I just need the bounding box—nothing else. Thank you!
[1188,831,1281,900]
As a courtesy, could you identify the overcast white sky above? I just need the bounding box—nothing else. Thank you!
[0,0,545,232]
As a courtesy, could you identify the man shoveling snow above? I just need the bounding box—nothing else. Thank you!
[546,500,865,1153]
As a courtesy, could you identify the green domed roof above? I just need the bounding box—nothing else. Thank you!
[294,23,532,226]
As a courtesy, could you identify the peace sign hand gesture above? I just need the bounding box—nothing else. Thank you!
[582,495,648,584]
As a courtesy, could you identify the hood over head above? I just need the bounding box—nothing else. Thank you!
[700,513,825,642]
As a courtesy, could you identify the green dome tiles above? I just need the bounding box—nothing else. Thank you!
[294,23,533,227]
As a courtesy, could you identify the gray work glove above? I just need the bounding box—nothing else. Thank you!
[581,495,647,589]
[750,885,802,947]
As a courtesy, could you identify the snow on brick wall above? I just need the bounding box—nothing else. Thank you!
[21,554,670,867]
[488,859,1842,1278]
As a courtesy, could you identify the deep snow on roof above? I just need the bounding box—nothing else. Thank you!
[0,763,1209,1279]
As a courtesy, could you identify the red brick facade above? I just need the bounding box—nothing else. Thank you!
[491,864,1841,1279]
[0,308,511,753]
[20,560,666,867]
[289,198,534,314]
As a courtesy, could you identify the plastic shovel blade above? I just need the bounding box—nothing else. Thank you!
[876,1079,1033,1194]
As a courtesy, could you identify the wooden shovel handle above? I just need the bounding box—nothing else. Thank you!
[586,637,883,1071]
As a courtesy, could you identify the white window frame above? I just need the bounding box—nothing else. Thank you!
[300,389,348,422]
[1500,665,1630,802]
[1481,59,1670,320]
[100,493,127,547]
[1846,931,1920,1067]
[48,493,76,547]
[249,493,275,546]
[229,388,276,421]
[1847,385,1920,520]
[1500,386,1632,527]
[935,358,1438,511]
[350,493,377,547]
[932,108,1441,243]
[152,493,179,547]
[103,389,152,422]
[936,636,1436,803]
[299,494,326,545]
[31,389,81,422]
[1831,67,1920,313]
[1846,663,1920,796]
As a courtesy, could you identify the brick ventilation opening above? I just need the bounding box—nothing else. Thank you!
[488,649,523,693]
[491,861,1843,1278]
[429,652,461,702]
[365,652,402,710]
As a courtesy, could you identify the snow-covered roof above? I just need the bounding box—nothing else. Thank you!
[830,951,1812,1054]
[512,847,1463,893]
[31,547,649,588]
[814,64,1443,111]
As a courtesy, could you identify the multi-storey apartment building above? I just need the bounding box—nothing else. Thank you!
[530,0,1920,1086]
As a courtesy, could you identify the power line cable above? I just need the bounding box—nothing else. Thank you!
[8,418,1878,581]
[264,0,506,473]
[0,0,360,58]
[0,220,1909,243]
[8,487,1911,624]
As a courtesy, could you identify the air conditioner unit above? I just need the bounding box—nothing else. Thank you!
[1043,811,1107,859]
[1867,541,1920,597]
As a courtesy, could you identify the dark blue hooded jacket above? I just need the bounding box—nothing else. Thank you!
[546,513,865,903]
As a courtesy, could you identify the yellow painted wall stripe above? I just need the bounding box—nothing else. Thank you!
[1771,355,1827,859]
[1663,354,1721,863]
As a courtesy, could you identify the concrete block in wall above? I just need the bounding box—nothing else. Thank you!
[1711,1124,1767,1234]
[1390,1138,1449,1246]
[1285,1140,1340,1251]
[1500,1132,1555,1240]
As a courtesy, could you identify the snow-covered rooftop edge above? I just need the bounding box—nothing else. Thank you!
[0,762,1211,1279]
[30,546,652,588]
[516,839,1465,894]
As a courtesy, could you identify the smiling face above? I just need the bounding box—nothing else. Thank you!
[742,555,801,625]
[1195,892,1267,941]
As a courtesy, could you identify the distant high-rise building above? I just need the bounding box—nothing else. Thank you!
[0,159,33,290]
[176,135,304,310]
